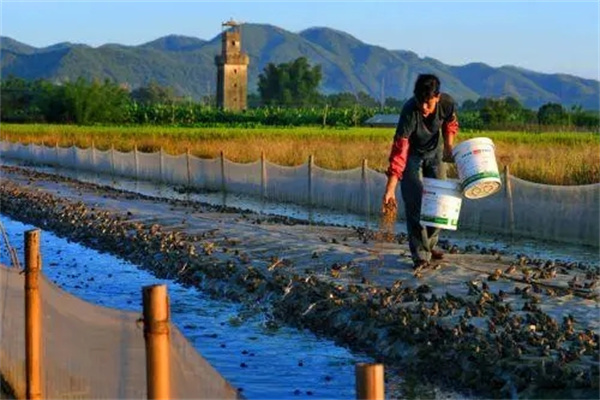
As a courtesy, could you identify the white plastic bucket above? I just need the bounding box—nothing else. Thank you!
[420,178,462,230]
[452,137,502,199]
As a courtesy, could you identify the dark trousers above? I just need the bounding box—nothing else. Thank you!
[400,150,446,264]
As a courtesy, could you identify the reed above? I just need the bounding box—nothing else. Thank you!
[2,124,598,185]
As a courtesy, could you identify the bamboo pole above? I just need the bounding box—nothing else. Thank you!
[159,147,164,183]
[362,159,370,229]
[91,140,96,169]
[110,144,116,178]
[25,229,42,400]
[72,140,77,168]
[143,284,171,400]
[308,155,314,207]
[355,363,384,400]
[220,150,226,194]
[504,165,515,243]
[261,151,267,200]
[186,147,192,188]
[134,144,139,180]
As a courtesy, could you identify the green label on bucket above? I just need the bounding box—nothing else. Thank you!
[461,172,500,189]
[421,216,458,226]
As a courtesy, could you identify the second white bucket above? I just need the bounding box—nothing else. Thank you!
[452,137,502,199]
[420,178,462,230]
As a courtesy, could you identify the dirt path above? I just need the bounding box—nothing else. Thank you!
[1,165,598,398]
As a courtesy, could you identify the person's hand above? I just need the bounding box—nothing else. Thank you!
[382,190,397,212]
[443,143,454,163]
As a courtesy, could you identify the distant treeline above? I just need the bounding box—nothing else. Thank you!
[1,76,598,131]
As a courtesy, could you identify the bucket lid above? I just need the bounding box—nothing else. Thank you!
[463,179,502,199]
[423,177,461,191]
[452,137,495,156]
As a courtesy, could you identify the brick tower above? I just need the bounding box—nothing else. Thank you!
[215,19,249,111]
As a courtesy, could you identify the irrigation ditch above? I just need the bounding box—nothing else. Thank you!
[0,164,598,399]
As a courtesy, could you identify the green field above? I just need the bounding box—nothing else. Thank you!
[2,124,599,185]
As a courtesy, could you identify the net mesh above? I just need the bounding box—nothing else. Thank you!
[189,157,222,192]
[1,141,598,247]
[0,264,240,399]
[224,159,262,197]
[265,161,309,205]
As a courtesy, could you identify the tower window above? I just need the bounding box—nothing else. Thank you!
[231,41,236,46]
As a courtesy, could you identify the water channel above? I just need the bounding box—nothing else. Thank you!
[1,216,376,399]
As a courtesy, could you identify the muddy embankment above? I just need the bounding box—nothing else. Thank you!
[0,165,598,399]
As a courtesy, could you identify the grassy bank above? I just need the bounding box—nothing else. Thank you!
[1,124,598,185]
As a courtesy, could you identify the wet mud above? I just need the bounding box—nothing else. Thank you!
[0,165,598,399]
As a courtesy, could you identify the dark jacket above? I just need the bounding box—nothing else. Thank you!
[387,93,459,179]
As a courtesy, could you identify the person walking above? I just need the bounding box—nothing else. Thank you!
[382,74,459,269]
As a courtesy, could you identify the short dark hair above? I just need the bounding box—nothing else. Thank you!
[413,74,440,104]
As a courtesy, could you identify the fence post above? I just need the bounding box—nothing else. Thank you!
[134,144,139,180]
[91,141,96,170]
[261,151,267,200]
[54,142,59,166]
[72,140,77,169]
[186,148,192,188]
[142,284,171,400]
[504,165,515,243]
[355,363,384,400]
[159,147,164,183]
[25,229,42,400]
[110,144,116,178]
[362,159,370,228]
[308,155,314,207]
[220,151,226,194]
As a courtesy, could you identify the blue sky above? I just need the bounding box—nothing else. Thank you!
[1,0,599,80]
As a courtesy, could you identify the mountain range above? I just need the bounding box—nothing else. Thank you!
[1,23,599,109]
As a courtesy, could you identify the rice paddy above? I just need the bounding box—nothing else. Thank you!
[2,124,598,185]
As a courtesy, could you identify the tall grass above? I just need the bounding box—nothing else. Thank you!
[2,124,598,185]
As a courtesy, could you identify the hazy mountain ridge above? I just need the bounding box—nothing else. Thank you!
[1,23,598,109]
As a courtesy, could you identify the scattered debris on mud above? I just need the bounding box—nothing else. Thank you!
[1,165,598,399]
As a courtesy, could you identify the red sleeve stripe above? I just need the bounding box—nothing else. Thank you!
[442,117,459,139]
[386,137,410,179]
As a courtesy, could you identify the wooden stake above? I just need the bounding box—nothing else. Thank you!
[91,140,96,169]
[362,159,370,228]
[143,284,171,400]
[186,148,192,187]
[25,229,42,400]
[110,144,116,177]
[159,147,164,183]
[220,150,226,194]
[504,165,515,243]
[355,363,384,400]
[134,144,139,180]
[308,155,314,207]
[261,151,267,200]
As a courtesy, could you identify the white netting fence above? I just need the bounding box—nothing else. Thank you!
[0,263,240,399]
[1,141,598,247]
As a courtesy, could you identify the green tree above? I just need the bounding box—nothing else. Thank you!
[384,97,405,110]
[537,102,567,125]
[325,92,358,108]
[63,78,130,124]
[257,57,322,107]
[130,81,177,105]
[0,76,40,122]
